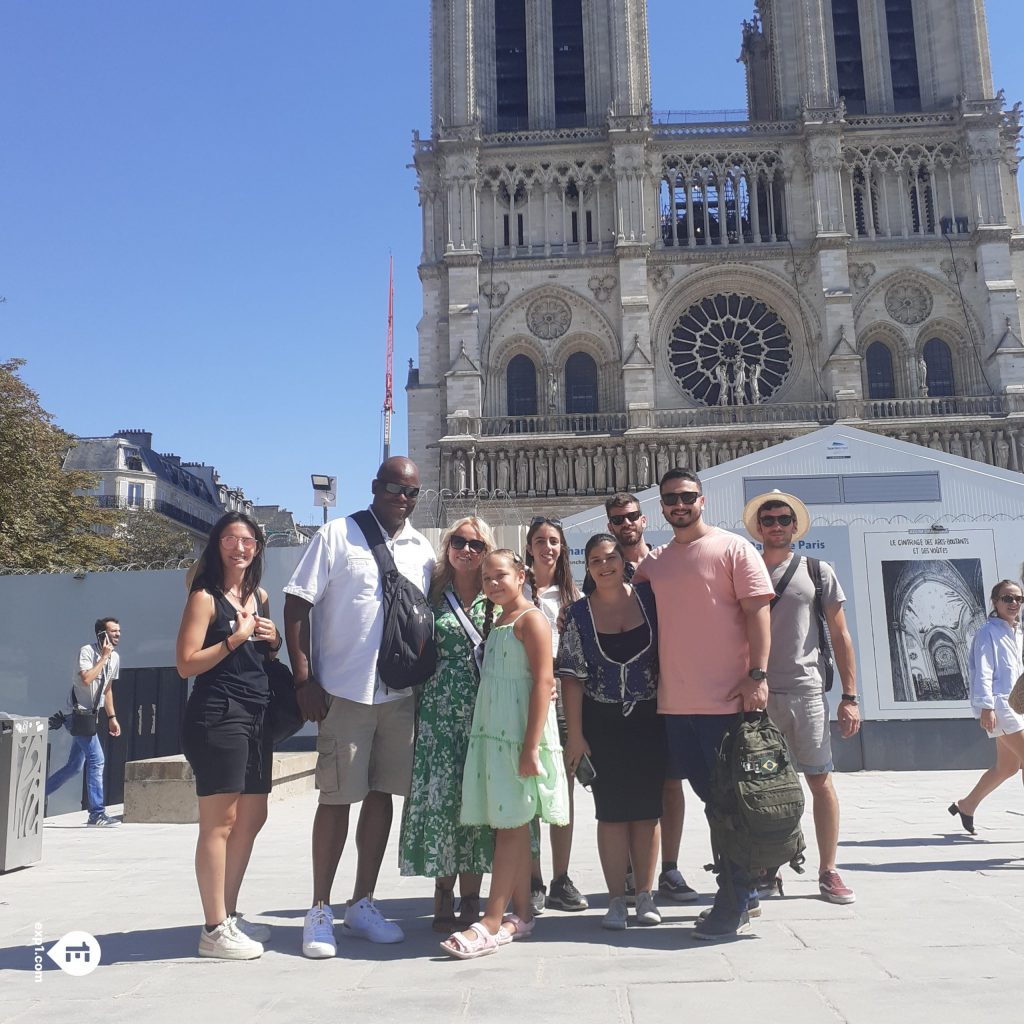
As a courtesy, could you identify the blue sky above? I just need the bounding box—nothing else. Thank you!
[4,1,1022,524]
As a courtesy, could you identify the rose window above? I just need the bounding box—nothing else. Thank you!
[667,293,793,406]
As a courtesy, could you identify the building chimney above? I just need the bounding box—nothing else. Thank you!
[116,429,153,449]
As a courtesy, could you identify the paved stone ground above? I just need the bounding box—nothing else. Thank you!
[5,770,1024,1022]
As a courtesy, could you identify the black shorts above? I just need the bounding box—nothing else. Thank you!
[181,689,272,797]
[582,696,666,822]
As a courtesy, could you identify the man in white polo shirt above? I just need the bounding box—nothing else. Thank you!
[284,457,434,959]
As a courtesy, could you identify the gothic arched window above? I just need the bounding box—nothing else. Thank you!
[507,354,538,416]
[923,338,955,397]
[564,351,598,413]
[866,341,896,399]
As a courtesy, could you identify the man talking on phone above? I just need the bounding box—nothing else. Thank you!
[45,617,123,827]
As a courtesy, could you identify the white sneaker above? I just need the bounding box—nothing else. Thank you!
[342,897,404,944]
[198,918,263,960]
[602,896,629,931]
[231,913,271,942]
[635,890,662,926]
[302,903,336,959]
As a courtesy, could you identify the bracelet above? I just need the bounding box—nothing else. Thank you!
[224,638,235,654]
[108,714,118,719]
[840,694,858,704]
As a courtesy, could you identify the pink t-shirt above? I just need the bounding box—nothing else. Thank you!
[632,527,774,715]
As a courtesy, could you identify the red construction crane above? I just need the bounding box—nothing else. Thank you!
[382,254,394,461]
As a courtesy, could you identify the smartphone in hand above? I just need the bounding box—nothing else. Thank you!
[575,753,597,788]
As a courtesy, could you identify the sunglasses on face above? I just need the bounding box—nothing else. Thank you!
[998,594,1023,604]
[450,535,487,554]
[759,514,796,528]
[530,516,562,529]
[661,491,701,506]
[378,480,421,499]
[609,510,642,526]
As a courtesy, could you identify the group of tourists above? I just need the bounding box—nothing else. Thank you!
[108,452,1015,961]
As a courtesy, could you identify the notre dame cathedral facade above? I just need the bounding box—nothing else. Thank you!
[408,1,1024,516]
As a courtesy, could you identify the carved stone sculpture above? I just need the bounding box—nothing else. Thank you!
[574,448,589,492]
[496,451,511,493]
[515,451,529,494]
[453,450,467,493]
[635,444,650,488]
[593,445,607,492]
[555,448,570,493]
[613,446,628,490]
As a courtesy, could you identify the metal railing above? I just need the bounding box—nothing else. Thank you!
[95,495,217,534]
[449,394,1015,439]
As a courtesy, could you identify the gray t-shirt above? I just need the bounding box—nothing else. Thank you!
[767,555,844,695]
[71,643,119,711]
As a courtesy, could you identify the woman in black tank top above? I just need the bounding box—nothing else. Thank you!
[176,512,283,960]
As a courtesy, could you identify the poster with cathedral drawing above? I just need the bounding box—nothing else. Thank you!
[861,531,997,715]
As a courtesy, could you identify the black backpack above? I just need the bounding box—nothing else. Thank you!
[352,510,437,690]
[706,712,806,887]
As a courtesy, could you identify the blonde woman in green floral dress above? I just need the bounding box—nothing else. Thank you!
[399,516,497,932]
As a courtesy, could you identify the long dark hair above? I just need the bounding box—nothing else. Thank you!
[189,512,265,602]
[525,517,578,609]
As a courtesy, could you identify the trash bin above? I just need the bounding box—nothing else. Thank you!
[0,714,47,872]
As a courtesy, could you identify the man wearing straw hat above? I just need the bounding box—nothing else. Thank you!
[743,490,859,906]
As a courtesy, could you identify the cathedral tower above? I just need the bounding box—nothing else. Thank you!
[410,2,1024,516]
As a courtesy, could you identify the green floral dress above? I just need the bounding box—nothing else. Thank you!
[399,591,494,877]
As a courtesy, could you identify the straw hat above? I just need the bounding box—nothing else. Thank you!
[742,489,811,542]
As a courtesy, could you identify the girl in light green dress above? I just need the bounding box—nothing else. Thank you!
[440,550,569,960]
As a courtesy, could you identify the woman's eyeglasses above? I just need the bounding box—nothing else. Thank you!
[379,480,421,499]
[660,491,700,506]
[530,516,563,529]
[220,536,259,550]
[759,514,796,527]
[450,535,487,554]
[609,510,642,526]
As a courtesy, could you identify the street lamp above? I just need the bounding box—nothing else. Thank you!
[311,474,337,525]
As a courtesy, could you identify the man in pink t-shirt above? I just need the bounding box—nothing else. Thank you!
[633,467,773,940]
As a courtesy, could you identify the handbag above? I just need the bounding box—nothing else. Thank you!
[265,658,304,747]
[256,594,304,747]
[69,681,106,737]
[1009,673,1024,716]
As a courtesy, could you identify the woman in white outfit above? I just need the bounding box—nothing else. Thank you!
[949,579,1024,834]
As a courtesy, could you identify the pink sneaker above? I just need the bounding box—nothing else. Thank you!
[819,869,856,905]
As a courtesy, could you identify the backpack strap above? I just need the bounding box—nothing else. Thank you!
[351,509,398,576]
[769,555,803,610]
[805,557,836,692]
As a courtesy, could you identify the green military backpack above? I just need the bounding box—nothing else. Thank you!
[707,712,806,886]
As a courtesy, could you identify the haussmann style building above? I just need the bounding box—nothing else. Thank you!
[408,0,1024,519]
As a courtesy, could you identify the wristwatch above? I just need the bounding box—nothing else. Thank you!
[841,694,859,705]
[748,668,768,681]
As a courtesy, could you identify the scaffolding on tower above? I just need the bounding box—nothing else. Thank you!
[382,254,394,461]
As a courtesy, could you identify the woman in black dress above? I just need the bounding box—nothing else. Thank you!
[558,533,664,931]
[176,512,282,960]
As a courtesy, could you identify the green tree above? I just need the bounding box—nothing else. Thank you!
[115,508,195,565]
[0,358,121,569]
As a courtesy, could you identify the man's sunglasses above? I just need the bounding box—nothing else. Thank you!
[609,510,643,526]
[759,514,796,528]
[660,491,701,506]
[378,480,421,499]
[450,535,487,554]
[530,516,563,529]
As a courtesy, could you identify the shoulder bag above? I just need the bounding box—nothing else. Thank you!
[352,510,437,689]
